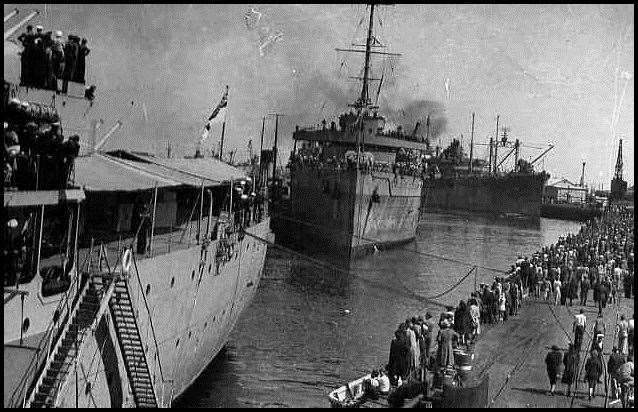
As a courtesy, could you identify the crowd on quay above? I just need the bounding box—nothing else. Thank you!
[17,24,90,92]
[362,205,634,406]
[542,205,634,406]
[4,96,80,190]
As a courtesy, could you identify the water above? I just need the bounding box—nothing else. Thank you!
[174,213,581,408]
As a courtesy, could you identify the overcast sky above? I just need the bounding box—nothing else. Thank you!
[4,4,634,188]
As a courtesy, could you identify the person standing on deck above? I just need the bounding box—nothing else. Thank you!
[573,309,587,352]
[545,345,562,396]
[592,314,606,355]
[562,343,579,397]
[498,292,506,324]
[388,329,410,385]
[469,298,481,340]
[134,202,151,255]
[421,312,435,369]
[584,350,603,402]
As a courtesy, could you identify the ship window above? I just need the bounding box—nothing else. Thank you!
[170,277,175,288]
[22,317,30,333]
[145,284,151,296]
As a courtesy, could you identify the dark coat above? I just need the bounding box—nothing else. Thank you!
[561,350,579,384]
[545,350,562,383]
[389,337,410,379]
[585,355,603,383]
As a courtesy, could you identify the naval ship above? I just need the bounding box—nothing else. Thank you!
[4,9,271,407]
[272,4,427,264]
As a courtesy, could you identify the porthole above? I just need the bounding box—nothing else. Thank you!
[171,277,175,288]
[145,284,151,296]
[22,317,30,333]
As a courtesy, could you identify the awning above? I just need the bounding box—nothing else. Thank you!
[4,189,86,208]
[74,154,182,192]
[121,152,248,186]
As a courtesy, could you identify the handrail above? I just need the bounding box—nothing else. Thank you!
[11,261,86,407]
[130,251,165,382]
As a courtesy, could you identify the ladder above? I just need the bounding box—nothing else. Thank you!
[24,277,100,407]
[109,277,158,407]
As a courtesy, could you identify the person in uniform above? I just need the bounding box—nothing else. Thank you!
[17,25,36,86]
[561,343,579,397]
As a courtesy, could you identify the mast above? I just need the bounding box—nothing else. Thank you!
[468,112,475,173]
[359,4,375,108]
[493,115,499,174]
[258,116,265,190]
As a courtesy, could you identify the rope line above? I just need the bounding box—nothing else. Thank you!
[270,211,508,274]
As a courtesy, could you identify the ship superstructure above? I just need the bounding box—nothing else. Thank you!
[4,9,271,408]
[274,4,428,264]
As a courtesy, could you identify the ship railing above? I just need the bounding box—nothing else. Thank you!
[291,157,424,179]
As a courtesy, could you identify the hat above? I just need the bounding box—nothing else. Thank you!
[51,122,61,128]
[55,30,63,38]
[7,219,19,229]
[551,344,560,351]
[35,25,43,30]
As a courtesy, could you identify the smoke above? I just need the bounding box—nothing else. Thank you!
[381,99,448,140]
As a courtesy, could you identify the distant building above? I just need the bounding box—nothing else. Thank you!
[544,178,587,204]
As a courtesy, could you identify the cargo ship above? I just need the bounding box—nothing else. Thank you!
[422,123,551,218]
[4,9,271,408]
[272,4,427,264]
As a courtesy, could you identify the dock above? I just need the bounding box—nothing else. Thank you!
[473,290,634,408]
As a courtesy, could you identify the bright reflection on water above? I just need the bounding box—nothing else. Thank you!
[174,213,582,408]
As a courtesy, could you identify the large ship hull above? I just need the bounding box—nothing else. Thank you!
[4,218,272,408]
[273,165,421,265]
[422,173,549,218]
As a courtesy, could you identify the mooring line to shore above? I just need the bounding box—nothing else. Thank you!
[270,211,508,274]
[243,231,478,309]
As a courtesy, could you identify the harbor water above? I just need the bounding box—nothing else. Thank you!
[174,213,582,408]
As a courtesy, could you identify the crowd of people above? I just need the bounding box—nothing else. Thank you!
[4,96,80,190]
[542,205,634,406]
[17,24,90,92]
[366,204,634,407]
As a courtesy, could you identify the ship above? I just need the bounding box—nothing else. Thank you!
[4,9,272,408]
[271,4,427,265]
[422,121,552,218]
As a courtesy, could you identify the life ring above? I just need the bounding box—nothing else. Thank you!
[121,249,132,274]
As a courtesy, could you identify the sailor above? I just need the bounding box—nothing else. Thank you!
[136,203,151,255]
[573,308,586,352]
[74,38,90,84]
[52,31,65,87]
[61,35,79,93]
[17,25,36,86]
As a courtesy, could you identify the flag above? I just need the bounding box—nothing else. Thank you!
[198,86,229,153]
[207,85,229,124]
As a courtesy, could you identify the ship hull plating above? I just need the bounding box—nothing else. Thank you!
[4,218,271,408]
[274,166,421,264]
[422,173,548,218]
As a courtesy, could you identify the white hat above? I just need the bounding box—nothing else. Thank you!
[55,30,63,38]
[35,25,43,30]
[7,219,18,229]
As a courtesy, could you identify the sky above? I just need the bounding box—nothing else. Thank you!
[4,4,634,188]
